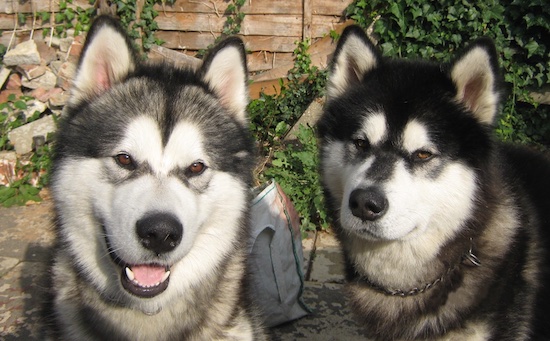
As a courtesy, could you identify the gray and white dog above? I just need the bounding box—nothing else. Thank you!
[46,15,266,341]
[318,25,550,340]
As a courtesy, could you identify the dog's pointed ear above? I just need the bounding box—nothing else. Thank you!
[450,38,501,125]
[70,15,137,105]
[327,25,380,101]
[200,37,248,125]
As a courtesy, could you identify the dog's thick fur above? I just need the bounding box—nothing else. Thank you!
[46,15,266,340]
[318,25,550,340]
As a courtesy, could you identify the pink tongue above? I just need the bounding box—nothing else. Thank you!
[131,265,166,286]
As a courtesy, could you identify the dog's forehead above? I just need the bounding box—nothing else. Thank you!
[120,116,205,171]
[359,113,431,151]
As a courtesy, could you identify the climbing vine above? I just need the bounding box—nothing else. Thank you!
[32,0,174,52]
[196,0,246,58]
[223,0,246,36]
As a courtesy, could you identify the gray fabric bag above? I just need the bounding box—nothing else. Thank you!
[249,181,310,327]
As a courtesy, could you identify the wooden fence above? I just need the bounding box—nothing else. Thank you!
[1,0,351,71]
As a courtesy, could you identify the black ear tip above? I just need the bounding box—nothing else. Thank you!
[342,25,366,37]
[336,25,377,53]
[200,36,248,76]
[209,36,245,52]
[471,37,497,57]
[453,37,499,72]
[221,36,245,47]
[340,25,373,45]
[213,36,247,59]
[92,14,119,25]
[81,15,138,65]
[473,36,496,48]
[88,15,124,35]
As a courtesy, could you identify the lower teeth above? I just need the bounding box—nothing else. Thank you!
[124,268,171,288]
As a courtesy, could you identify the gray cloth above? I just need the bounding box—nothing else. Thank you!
[249,181,310,327]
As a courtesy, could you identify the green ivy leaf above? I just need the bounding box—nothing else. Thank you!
[524,40,540,58]
[13,100,27,110]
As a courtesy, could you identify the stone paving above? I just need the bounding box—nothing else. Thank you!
[0,200,54,340]
[0,198,369,340]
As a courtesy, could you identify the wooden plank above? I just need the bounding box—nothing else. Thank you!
[146,45,294,75]
[153,0,301,15]
[243,35,299,53]
[312,0,351,16]
[155,31,217,50]
[303,0,312,40]
[145,48,294,73]
[247,51,294,72]
[249,77,287,99]
[531,86,550,105]
[308,19,352,67]
[153,0,230,15]
[156,13,335,38]
[239,0,302,15]
[250,20,352,82]
[1,0,92,14]
[0,0,335,16]
[249,74,308,99]
[155,12,226,32]
[311,15,345,38]
[156,31,300,53]
[250,65,290,83]
[147,44,202,68]
[241,15,302,37]
[156,13,303,37]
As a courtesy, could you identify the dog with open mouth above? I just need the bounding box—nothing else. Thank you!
[45,15,267,340]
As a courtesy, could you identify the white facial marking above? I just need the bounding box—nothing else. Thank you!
[119,116,163,169]
[362,113,387,145]
[402,119,431,153]
[164,122,205,171]
[117,117,206,176]
[100,116,216,276]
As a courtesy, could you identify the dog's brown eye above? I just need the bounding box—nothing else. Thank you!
[414,150,433,161]
[189,161,205,174]
[353,139,368,150]
[115,153,135,169]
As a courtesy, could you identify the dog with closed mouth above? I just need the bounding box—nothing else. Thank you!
[318,25,550,340]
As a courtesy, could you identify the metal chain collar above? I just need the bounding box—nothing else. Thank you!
[360,239,481,297]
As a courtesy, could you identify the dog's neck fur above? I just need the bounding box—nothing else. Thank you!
[356,239,481,297]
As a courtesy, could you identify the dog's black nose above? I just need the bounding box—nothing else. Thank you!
[349,187,388,221]
[136,213,183,254]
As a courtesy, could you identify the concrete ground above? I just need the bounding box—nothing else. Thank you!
[0,197,370,340]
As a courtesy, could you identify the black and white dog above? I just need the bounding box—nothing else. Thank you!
[318,25,550,340]
[47,16,266,341]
